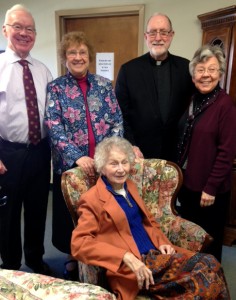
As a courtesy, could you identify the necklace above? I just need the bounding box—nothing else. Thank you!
[114,188,133,208]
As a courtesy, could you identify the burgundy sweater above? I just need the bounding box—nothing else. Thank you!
[183,89,236,196]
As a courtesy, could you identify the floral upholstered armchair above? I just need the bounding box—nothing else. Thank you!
[61,158,213,297]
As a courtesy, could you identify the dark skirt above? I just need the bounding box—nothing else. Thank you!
[142,250,230,299]
[177,185,230,262]
[52,173,74,254]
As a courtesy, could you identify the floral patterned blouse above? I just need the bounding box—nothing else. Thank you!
[45,72,123,174]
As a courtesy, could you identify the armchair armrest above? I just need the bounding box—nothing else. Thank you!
[159,214,213,252]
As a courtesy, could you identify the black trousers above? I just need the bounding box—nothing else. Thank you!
[178,185,230,262]
[0,139,51,269]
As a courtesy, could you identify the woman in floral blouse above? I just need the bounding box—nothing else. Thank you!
[45,31,123,280]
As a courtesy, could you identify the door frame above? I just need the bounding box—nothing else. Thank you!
[55,5,145,76]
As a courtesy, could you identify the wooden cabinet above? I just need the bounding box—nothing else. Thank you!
[198,6,236,246]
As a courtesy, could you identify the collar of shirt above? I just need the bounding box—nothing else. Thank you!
[101,175,128,196]
[149,52,170,66]
[5,47,33,65]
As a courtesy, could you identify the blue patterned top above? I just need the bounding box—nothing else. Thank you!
[45,72,124,174]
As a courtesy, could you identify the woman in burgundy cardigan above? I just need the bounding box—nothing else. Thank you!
[177,44,236,262]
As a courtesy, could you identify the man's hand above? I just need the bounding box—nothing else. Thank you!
[132,146,144,159]
[0,160,7,175]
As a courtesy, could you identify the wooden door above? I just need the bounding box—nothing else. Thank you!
[55,5,144,85]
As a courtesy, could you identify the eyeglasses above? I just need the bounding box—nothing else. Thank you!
[146,30,172,39]
[6,24,36,34]
[195,67,220,75]
[66,50,88,58]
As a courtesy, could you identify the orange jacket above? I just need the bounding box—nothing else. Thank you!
[71,177,193,300]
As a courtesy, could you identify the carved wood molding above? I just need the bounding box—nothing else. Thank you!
[198,5,236,29]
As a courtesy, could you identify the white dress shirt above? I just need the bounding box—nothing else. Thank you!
[0,47,53,143]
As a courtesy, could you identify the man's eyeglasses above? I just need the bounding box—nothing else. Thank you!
[146,30,172,39]
[195,67,220,76]
[66,50,88,58]
[6,24,36,34]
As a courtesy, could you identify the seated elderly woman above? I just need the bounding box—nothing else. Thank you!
[71,136,230,300]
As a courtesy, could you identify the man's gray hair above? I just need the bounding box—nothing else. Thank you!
[4,4,34,25]
[146,13,173,31]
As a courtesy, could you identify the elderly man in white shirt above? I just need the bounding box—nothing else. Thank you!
[0,4,52,275]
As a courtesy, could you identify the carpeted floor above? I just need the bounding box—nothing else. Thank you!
[1,192,236,298]
[221,244,236,298]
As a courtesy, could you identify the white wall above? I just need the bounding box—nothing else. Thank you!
[0,0,235,78]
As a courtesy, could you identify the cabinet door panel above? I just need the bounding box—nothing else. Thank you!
[202,26,231,90]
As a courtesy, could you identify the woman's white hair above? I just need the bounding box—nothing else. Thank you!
[94,136,135,173]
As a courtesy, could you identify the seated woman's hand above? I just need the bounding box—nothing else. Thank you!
[158,244,175,255]
[123,252,154,290]
[75,156,95,176]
